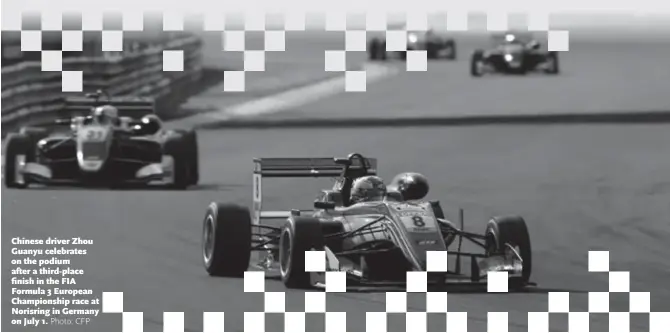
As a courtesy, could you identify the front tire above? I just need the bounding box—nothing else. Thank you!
[202,203,252,277]
[368,39,387,61]
[445,41,457,60]
[164,135,190,189]
[485,216,532,289]
[544,51,560,74]
[279,217,325,288]
[426,43,438,59]
[471,50,484,77]
[4,134,32,189]
[184,130,199,185]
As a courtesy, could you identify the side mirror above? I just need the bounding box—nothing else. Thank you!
[314,201,336,210]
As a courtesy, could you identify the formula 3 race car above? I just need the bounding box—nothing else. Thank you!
[3,91,199,189]
[202,153,533,290]
[369,28,457,61]
[471,32,559,77]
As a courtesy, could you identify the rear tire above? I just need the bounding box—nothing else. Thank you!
[4,134,32,189]
[202,203,252,277]
[485,216,532,289]
[279,217,325,289]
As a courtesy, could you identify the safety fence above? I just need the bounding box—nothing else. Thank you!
[1,32,203,133]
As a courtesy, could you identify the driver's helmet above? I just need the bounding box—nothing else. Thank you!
[389,172,429,201]
[526,40,540,49]
[350,176,387,204]
[504,33,517,43]
[92,105,119,125]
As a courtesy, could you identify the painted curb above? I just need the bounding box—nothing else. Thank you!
[195,111,670,129]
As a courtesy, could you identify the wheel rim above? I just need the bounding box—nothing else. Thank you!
[203,215,215,264]
[279,229,291,277]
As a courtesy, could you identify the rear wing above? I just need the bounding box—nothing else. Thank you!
[252,157,377,224]
[62,96,156,118]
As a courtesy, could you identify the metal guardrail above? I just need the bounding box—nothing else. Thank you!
[1,32,203,133]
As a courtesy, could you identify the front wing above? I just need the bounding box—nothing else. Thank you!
[17,156,175,186]
[307,246,531,291]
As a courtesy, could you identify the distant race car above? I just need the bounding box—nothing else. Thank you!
[471,32,559,76]
[368,28,457,61]
[202,153,533,290]
[3,90,199,189]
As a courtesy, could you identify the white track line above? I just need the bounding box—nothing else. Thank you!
[167,63,398,129]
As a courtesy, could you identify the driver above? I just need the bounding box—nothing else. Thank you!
[350,176,387,204]
[92,105,120,126]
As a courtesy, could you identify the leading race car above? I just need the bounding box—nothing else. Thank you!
[471,32,559,76]
[3,90,199,189]
[369,28,457,61]
[202,153,533,290]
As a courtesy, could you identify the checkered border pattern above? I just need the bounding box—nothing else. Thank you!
[6,11,570,93]
[96,250,667,332]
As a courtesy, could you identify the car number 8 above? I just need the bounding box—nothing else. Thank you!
[412,215,425,227]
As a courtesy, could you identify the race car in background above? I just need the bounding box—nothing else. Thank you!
[368,28,457,61]
[3,90,199,189]
[202,153,533,290]
[471,32,559,76]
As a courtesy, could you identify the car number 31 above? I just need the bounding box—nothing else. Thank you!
[83,128,106,141]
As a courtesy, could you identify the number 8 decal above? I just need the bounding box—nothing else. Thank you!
[412,215,425,227]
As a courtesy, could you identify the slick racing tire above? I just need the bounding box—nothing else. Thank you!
[544,51,560,74]
[471,50,484,77]
[446,42,457,60]
[279,217,325,289]
[485,216,532,289]
[183,130,199,185]
[368,39,381,60]
[426,42,439,59]
[368,38,388,61]
[202,203,252,277]
[4,133,32,189]
[164,135,192,189]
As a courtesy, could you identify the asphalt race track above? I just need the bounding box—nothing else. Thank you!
[3,125,670,332]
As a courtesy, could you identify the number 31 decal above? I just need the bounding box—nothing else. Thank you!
[86,129,104,141]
